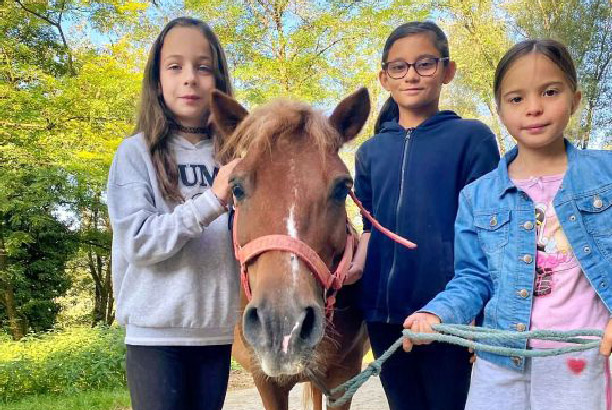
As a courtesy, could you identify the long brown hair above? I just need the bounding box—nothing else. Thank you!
[135,17,233,202]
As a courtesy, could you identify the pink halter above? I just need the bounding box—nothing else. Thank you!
[232,208,355,321]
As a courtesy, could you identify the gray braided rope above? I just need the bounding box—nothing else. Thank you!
[326,324,604,408]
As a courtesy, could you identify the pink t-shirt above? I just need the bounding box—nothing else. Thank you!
[513,174,609,348]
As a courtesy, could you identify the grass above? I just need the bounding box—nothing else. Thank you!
[0,389,130,410]
[363,348,374,364]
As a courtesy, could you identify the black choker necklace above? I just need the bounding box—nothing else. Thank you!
[170,124,209,135]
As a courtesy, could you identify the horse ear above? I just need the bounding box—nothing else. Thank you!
[210,90,249,138]
[329,88,370,144]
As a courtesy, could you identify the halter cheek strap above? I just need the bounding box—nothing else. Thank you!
[232,208,354,321]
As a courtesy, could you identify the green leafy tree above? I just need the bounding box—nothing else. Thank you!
[1,1,143,333]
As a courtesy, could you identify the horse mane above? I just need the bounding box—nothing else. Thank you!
[217,99,342,163]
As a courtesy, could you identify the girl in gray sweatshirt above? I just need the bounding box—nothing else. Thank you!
[107,17,240,410]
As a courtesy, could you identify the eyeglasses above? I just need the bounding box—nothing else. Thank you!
[382,57,449,79]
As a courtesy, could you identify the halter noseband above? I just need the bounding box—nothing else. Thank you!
[232,208,354,321]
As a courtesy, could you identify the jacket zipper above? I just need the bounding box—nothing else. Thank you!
[386,128,413,322]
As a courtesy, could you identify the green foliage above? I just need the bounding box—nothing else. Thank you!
[0,326,126,403]
[1,1,142,334]
[0,388,130,410]
[187,0,431,109]
[0,169,78,335]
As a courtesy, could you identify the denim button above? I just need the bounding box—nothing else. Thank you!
[516,323,526,331]
[522,254,533,264]
[523,221,534,230]
[569,215,576,222]
[584,246,591,254]
[490,216,498,227]
[512,357,523,366]
[601,281,608,289]
[518,289,529,298]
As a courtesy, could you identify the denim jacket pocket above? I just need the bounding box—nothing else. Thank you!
[474,210,511,253]
[575,188,612,237]
[576,188,612,261]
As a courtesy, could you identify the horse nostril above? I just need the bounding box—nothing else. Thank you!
[299,305,323,347]
[243,305,263,347]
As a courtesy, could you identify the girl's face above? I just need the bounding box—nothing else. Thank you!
[379,33,455,113]
[159,27,216,127]
[498,53,581,151]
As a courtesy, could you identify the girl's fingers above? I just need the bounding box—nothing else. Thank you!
[599,319,612,356]
[413,320,433,346]
[402,338,413,353]
[404,314,440,350]
[403,315,415,329]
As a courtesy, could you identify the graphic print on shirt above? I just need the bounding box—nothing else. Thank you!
[534,202,575,297]
[177,164,219,199]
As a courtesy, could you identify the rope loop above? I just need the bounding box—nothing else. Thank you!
[326,324,604,408]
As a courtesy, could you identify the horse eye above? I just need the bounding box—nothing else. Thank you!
[232,183,246,201]
[331,181,350,202]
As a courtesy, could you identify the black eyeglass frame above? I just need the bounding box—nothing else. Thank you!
[382,57,450,79]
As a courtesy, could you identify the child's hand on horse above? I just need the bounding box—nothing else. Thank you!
[599,319,612,356]
[345,262,364,285]
[344,232,370,285]
[402,312,441,352]
[212,158,241,206]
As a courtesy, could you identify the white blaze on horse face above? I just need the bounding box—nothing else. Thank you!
[282,321,300,354]
[287,204,298,238]
[287,202,300,283]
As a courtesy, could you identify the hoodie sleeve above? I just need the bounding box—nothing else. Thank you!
[107,140,225,267]
[463,125,500,186]
[354,145,372,232]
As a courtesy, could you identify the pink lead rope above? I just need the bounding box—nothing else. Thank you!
[233,191,416,321]
[349,191,417,249]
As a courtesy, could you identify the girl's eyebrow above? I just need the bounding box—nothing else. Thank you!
[163,54,212,62]
[502,81,566,98]
[388,53,440,62]
[540,81,565,88]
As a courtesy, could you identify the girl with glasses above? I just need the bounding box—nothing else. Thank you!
[347,21,500,410]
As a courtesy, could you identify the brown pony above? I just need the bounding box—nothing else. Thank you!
[210,89,371,409]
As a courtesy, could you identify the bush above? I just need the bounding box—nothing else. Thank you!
[0,326,126,403]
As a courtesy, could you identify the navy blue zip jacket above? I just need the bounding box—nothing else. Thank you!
[354,110,500,323]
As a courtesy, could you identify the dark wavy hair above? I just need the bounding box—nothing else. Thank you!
[135,17,233,202]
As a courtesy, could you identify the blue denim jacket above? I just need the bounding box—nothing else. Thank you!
[422,141,612,370]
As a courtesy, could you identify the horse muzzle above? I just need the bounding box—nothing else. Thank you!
[242,299,325,376]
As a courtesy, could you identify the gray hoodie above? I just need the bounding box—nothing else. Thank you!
[107,133,239,346]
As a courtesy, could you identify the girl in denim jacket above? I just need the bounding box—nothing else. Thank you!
[403,39,612,410]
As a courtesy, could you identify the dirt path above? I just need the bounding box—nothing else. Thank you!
[224,370,389,410]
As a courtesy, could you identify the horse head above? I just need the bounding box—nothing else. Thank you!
[211,89,369,378]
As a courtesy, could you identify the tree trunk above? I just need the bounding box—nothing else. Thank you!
[0,238,26,340]
[104,254,114,325]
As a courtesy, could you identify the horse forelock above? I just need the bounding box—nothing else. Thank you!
[222,99,342,162]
